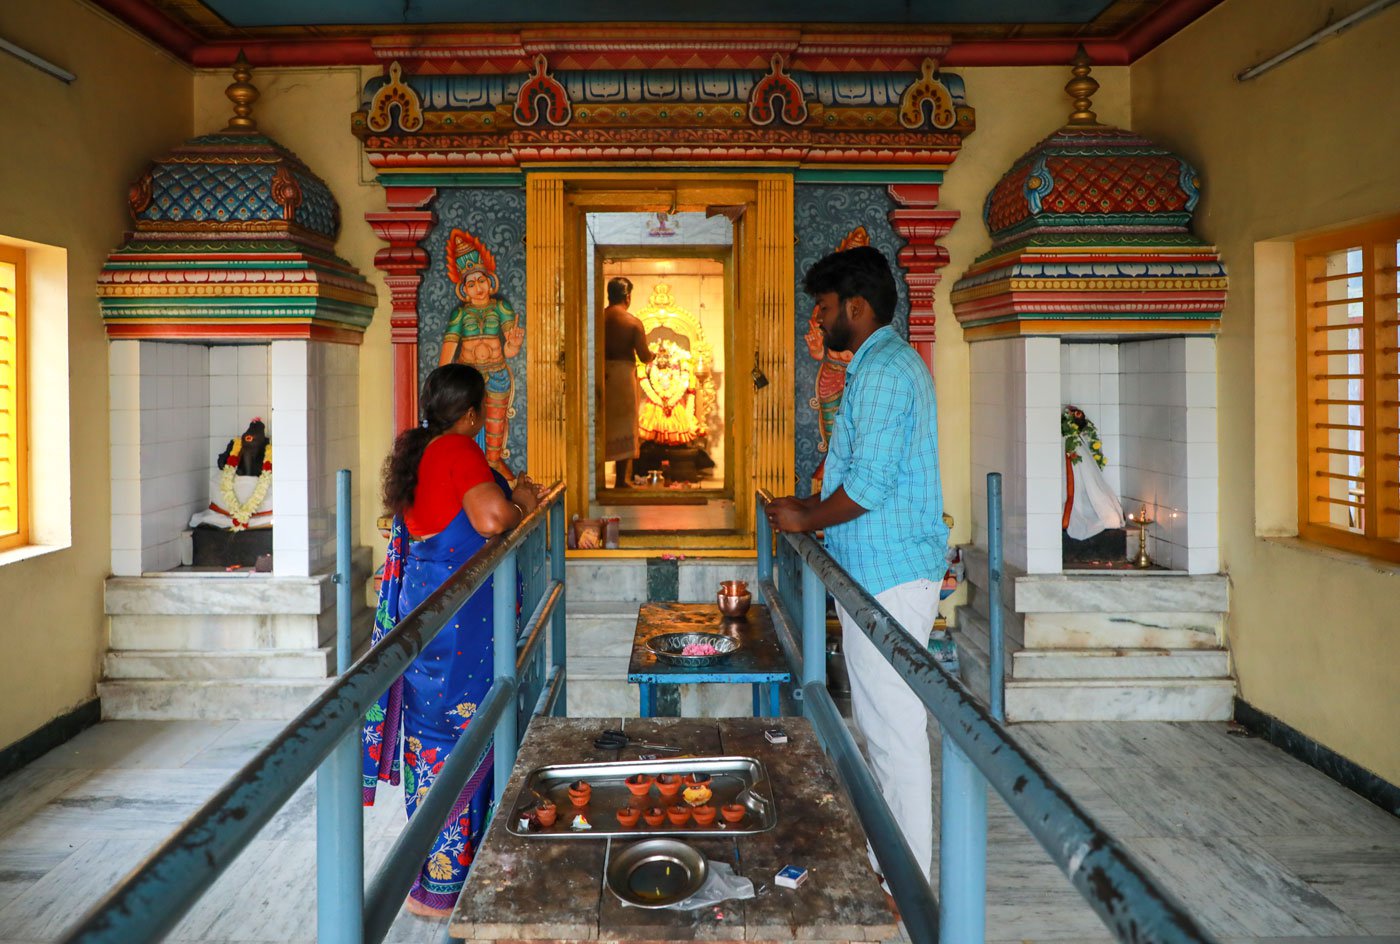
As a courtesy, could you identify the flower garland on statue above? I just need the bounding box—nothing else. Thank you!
[219,436,273,531]
[1061,405,1107,469]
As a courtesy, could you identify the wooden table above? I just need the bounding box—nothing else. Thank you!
[627,603,793,718]
[451,717,897,943]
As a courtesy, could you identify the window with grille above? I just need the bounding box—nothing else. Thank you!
[1296,215,1400,562]
[0,245,26,551]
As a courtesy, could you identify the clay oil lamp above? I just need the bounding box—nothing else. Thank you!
[616,806,641,828]
[666,805,692,826]
[654,774,682,799]
[683,772,711,787]
[642,806,666,827]
[720,803,746,824]
[535,800,558,827]
[691,805,717,827]
[624,773,654,797]
[567,780,592,807]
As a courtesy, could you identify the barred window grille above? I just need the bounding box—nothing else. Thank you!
[0,245,26,551]
[1296,215,1400,562]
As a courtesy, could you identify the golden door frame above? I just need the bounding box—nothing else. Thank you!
[524,172,795,546]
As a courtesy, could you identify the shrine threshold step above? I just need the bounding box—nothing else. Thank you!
[953,606,1234,722]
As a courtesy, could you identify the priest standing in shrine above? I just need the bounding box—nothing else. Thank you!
[602,276,654,488]
[765,245,948,890]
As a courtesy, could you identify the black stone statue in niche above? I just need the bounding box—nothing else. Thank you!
[189,417,274,570]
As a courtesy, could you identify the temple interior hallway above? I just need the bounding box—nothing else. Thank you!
[0,719,1395,943]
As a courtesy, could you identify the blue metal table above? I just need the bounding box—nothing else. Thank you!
[627,602,791,717]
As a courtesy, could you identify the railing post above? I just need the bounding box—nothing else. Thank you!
[800,561,826,707]
[939,736,987,944]
[493,548,519,802]
[317,469,364,944]
[549,499,567,716]
[755,499,773,603]
[987,472,1005,723]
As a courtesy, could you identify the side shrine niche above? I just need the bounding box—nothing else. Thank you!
[94,58,377,720]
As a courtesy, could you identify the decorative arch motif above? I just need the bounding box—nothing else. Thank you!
[367,61,424,133]
[270,165,303,222]
[747,54,807,127]
[513,55,572,127]
[898,58,956,130]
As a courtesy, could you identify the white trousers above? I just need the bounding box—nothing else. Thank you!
[837,577,940,881]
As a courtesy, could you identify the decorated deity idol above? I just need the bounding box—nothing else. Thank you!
[1061,405,1125,539]
[637,339,703,446]
[190,417,273,532]
[805,226,867,488]
[440,228,523,479]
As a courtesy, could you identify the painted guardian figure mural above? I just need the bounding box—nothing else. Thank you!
[439,228,523,479]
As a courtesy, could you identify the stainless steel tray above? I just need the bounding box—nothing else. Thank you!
[507,755,776,838]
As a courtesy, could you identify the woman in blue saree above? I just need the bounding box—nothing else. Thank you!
[362,364,541,918]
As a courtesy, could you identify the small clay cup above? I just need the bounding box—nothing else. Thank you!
[683,772,711,787]
[654,774,682,798]
[666,805,692,826]
[567,781,592,807]
[616,807,641,828]
[719,803,745,824]
[624,773,654,797]
[535,801,558,827]
[691,805,717,826]
[642,806,666,826]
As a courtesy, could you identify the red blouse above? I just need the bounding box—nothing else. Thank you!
[405,434,494,537]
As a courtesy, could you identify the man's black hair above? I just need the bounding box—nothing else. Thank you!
[801,245,897,325]
[607,276,633,305]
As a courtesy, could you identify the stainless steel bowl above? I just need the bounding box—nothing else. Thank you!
[716,591,752,618]
[646,632,742,667]
[606,838,708,908]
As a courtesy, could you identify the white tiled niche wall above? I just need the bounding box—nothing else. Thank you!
[109,338,359,578]
[1117,337,1218,573]
[970,334,1220,575]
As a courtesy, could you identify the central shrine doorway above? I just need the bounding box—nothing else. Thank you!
[526,173,795,550]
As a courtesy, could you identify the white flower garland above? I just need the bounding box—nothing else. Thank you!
[219,437,272,531]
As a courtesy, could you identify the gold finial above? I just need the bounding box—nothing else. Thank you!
[223,51,259,132]
[1065,44,1099,126]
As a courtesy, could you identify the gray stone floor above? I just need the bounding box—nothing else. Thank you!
[0,718,1395,943]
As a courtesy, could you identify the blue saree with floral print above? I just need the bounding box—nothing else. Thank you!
[362,486,505,911]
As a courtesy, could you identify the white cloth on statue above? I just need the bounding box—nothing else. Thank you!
[1066,433,1124,540]
[189,471,274,530]
[837,577,940,881]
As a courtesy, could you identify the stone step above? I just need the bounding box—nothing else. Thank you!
[98,679,332,721]
[565,559,756,603]
[565,601,641,655]
[1023,612,1222,650]
[104,648,333,680]
[1001,678,1236,723]
[108,612,329,652]
[563,654,760,719]
[1012,647,1230,680]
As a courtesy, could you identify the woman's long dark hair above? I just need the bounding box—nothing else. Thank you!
[382,364,487,515]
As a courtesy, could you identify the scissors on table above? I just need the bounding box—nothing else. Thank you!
[593,729,680,752]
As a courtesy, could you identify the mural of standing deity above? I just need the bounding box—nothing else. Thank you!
[439,228,523,479]
[804,226,869,488]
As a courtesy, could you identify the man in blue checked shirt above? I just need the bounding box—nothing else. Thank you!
[767,245,947,887]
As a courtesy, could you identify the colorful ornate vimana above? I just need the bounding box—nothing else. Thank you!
[98,55,376,342]
[951,48,1227,339]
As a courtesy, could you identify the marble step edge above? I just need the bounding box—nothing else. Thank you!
[105,547,374,617]
[98,678,332,721]
[1003,679,1236,723]
[104,647,335,680]
[953,602,1024,653]
[1011,647,1230,680]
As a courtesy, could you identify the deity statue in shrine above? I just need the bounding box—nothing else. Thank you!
[805,226,868,488]
[1062,405,1125,539]
[440,228,523,479]
[638,339,707,445]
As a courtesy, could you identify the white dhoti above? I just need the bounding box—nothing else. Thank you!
[837,577,941,881]
[603,359,641,462]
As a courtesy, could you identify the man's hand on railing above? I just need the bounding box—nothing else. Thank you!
[765,495,818,533]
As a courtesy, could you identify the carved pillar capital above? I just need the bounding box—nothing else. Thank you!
[888,183,960,374]
[366,186,437,433]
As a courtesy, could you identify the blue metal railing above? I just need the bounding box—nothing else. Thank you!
[62,472,567,944]
[756,483,1219,944]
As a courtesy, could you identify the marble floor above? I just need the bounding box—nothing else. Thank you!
[0,719,1395,943]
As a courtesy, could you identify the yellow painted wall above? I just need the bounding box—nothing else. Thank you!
[191,66,393,574]
[0,1,191,746]
[1133,0,1400,781]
